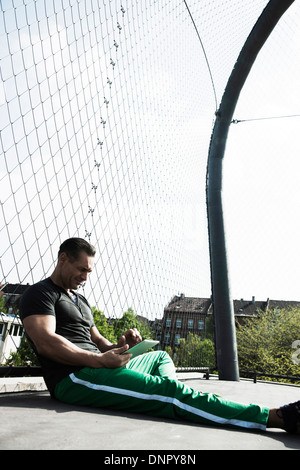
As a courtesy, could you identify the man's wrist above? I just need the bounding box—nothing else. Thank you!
[86,351,104,368]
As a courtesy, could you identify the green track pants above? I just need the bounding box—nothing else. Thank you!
[54,351,269,431]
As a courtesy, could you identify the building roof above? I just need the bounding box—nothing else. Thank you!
[233,298,267,317]
[0,283,29,295]
[0,313,22,325]
[164,295,212,315]
[164,295,300,319]
[233,298,300,317]
[267,299,300,310]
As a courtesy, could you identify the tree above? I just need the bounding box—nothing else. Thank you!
[236,307,300,383]
[0,295,6,313]
[166,333,215,368]
[92,307,117,344]
[5,336,39,366]
[112,308,155,341]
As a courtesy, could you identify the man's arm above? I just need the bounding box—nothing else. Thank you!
[90,326,142,352]
[23,315,131,369]
[90,326,118,352]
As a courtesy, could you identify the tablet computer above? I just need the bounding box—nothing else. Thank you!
[122,339,160,359]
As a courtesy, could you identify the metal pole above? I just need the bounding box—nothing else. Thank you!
[206,0,294,381]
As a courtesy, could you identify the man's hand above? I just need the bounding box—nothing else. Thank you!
[117,328,142,349]
[94,344,132,368]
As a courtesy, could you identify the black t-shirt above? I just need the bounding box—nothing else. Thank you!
[19,277,99,396]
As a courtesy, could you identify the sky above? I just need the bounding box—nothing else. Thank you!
[222,4,300,302]
[0,0,299,322]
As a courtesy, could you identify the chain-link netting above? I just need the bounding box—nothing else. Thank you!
[0,0,299,371]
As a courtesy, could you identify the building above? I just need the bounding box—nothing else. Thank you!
[0,283,29,364]
[0,313,24,364]
[161,294,300,352]
[233,297,300,325]
[0,283,29,315]
[233,297,268,325]
[160,294,212,350]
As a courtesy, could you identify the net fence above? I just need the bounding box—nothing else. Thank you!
[0,0,299,372]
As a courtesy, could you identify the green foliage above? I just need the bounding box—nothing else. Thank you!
[5,336,39,366]
[166,333,215,368]
[236,307,300,383]
[92,307,117,343]
[112,308,154,341]
[204,314,215,341]
[92,307,155,344]
[0,295,7,313]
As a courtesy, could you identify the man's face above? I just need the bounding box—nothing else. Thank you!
[59,250,94,291]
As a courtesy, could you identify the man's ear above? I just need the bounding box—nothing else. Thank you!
[58,252,68,265]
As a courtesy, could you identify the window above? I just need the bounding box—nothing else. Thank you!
[164,333,170,345]
[198,320,204,330]
[0,323,6,339]
[166,318,171,328]
[187,318,193,329]
[175,334,181,345]
[176,318,182,328]
[13,324,19,336]
[14,325,24,336]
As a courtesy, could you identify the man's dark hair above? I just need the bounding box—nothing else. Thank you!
[58,238,96,260]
